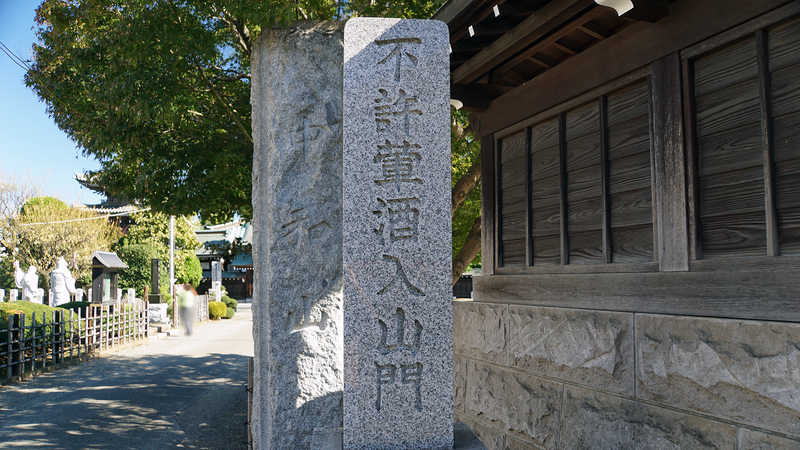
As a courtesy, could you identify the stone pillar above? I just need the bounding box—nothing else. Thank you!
[10,289,18,302]
[149,258,162,303]
[343,18,452,449]
[0,289,4,302]
[251,21,345,450]
[76,290,84,302]
[128,288,136,303]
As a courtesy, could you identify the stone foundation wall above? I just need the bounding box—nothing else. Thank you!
[453,301,800,449]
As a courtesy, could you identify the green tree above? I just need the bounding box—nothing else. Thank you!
[116,211,202,290]
[0,196,121,293]
[25,0,482,282]
[115,243,161,297]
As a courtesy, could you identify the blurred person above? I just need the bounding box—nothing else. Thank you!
[177,283,197,336]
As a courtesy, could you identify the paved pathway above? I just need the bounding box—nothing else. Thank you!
[0,304,254,450]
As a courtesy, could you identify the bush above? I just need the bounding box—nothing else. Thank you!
[224,307,235,319]
[115,243,163,298]
[208,301,226,320]
[58,301,91,314]
[221,295,237,311]
[0,301,72,342]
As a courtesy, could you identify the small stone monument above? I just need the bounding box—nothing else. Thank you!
[76,289,84,302]
[148,258,167,322]
[211,260,222,300]
[127,288,136,304]
[0,289,4,302]
[342,18,453,449]
[251,21,345,450]
[10,289,18,302]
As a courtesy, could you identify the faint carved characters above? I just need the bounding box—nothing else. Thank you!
[377,255,425,296]
[374,89,422,134]
[373,197,420,245]
[286,296,329,333]
[373,140,424,189]
[291,116,329,158]
[375,38,422,82]
[281,207,332,249]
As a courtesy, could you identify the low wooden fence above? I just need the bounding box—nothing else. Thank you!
[1,301,149,380]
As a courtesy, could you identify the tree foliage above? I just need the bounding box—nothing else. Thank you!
[26,0,483,281]
[0,196,121,293]
[115,211,202,289]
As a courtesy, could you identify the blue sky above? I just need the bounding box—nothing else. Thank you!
[0,0,103,205]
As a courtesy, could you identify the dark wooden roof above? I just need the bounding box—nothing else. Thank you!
[433,0,670,111]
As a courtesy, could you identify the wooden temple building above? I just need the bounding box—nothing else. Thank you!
[436,0,800,447]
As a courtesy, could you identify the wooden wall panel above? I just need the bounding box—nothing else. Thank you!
[565,104,602,265]
[770,17,800,256]
[651,53,689,271]
[608,83,653,263]
[693,35,766,260]
[500,131,529,267]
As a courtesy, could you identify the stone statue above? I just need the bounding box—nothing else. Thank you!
[50,257,77,306]
[13,261,40,303]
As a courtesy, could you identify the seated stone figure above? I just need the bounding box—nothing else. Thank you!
[50,257,77,306]
[13,261,40,303]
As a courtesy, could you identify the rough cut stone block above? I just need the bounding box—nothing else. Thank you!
[465,360,561,449]
[561,386,737,449]
[509,306,633,395]
[456,415,506,450]
[454,356,468,414]
[636,314,800,436]
[738,428,800,449]
[454,301,508,364]
[343,18,451,450]
[251,21,345,450]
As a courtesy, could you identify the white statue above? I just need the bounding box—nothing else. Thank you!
[13,261,40,303]
[50,257,77,306]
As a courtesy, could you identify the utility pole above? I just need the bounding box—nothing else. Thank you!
[169,215,175,297]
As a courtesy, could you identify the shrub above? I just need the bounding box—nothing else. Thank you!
[58,301,91,313]
[224,307,235,319]
[0,301,72,342]
[221,295,237,311]
[209,301,226,320]
[115,244,162,298]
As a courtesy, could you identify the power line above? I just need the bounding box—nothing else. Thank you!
[18,207,151,226]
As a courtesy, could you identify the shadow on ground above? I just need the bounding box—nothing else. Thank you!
[0,352,250,450]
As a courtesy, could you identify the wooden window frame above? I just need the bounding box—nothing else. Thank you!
[477,2,800,323]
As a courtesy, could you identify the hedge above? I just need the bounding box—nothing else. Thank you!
[209,301,226,320]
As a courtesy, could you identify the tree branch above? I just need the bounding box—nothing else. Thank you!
[219,11,252,56]
[452,160,481,218]
[211,73,251,82]
[452,216,481,286]
[196,64,253,145]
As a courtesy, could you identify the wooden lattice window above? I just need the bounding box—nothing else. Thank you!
[497,82,653,268]
[686,16,800,259]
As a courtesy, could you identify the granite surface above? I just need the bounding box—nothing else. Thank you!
[509,305,634,395]
[453,302,508,365]
[636,314,800,436]
[311,424,488,450]
[342,18,452,450]
[251,21,345,450]
[465,360,562,449]
[560,386,737,449]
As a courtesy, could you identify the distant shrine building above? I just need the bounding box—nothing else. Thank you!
[439,0,800,447]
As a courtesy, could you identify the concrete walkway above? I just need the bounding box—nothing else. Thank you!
[0,304,254,450]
